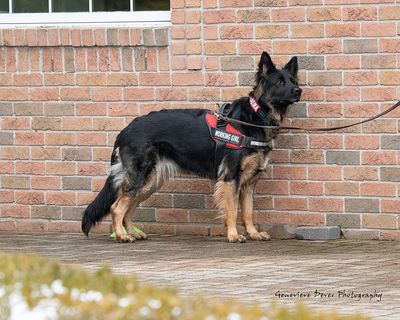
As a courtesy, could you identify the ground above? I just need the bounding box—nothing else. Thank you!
[0,233,399,319]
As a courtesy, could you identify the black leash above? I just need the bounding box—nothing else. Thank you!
[215,100,400,132]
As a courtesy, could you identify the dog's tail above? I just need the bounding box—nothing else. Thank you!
[81,175,117,236]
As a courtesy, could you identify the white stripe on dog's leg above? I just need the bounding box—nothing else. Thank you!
[156,158,178,186]
[110,147,125,189]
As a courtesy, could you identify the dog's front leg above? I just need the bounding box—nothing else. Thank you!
[215,180,246,243]
[240,184,271,241]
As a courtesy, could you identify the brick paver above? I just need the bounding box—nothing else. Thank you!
[1,233,399,319]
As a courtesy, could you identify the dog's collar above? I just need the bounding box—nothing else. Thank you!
[249,96,268,120]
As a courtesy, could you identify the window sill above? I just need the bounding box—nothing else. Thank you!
[0,11,171,28]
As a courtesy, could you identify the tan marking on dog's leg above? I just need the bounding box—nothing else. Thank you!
[240,184,270,241]
[111,191,135,243]
[122,171,160,240]
[214,180,245,243]
[240,153,271,241]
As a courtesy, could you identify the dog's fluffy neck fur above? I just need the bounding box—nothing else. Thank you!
[226,96,285,145]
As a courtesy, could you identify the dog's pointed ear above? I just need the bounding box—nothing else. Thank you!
[258,51,276,79]
[284,56,299,77]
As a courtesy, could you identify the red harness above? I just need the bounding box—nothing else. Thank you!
[205,113,243,149]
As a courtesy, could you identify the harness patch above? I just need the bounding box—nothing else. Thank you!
[205,112,271,150]
[206,113,242,149]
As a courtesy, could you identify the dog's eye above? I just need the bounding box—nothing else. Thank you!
[276,79,284,87]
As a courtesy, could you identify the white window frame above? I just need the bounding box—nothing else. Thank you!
[0,0,171,27]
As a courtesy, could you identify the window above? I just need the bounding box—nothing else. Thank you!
[0,0,170,26]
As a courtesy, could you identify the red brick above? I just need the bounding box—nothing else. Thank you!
[325,182,359,196]
[0,147,29,160]
[46,162,76,175]
[157,208,189,223]
[362,151,397,165]
[344,102,379,118]
[1,117,30,130]
[15,132,44,145]
[60,87,90,101]
[379,5,400,20]
[326,23,360,37]
[90,88,122,101]
[77,133,107,146]
[380,39,400,53]
[76,103,107,116]
[78,163,107,176]
[0,88,29,100]
[204,41,236,55]
[31,177,61,190]
[345,135,379,149]
[309,198,343,212]
[0,190,14,203]
[15,162,45,175]
[239,41,272,55]
[327,55,360,70]
[157,88,188,101]
[273,40,307,54]
[16,220,48,233]
[308,166,342,181]
[291,23,324,38]
[344,71,377,86]
[15,191,44,205]
[255,212,325,226]
[381,200,400,213]
[361,87,397,101]
[308,39,342,54]
[62,118,92,131]
[309,135,343,149]
[255,25,288,39]
[274,197,308,211]
[308,103,343,118]
[290,182,323,196]
[46,133,76,146]
[1,204,30,218]
[362,22,396,37]
[124,88,154,101]
[273,166,307,180]
[344,166,378,181]
[272,8,305,21]
[307,7,341,21]
[343,6,377,21]
[46,192,76,205]
[361,183,396,197]
[379,71,400,85]
[14,73,43,86]
[363,214,397,230]
[220,25,253,39]
[203,10,236,23]
[326,88,360,101]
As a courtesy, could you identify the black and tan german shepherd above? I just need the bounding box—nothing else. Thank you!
[82,52,302,243]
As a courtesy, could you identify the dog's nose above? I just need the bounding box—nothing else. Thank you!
[294,87,302,94]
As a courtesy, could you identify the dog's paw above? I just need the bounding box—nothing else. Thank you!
[227,234,247,243]
[248,231,271,241]
[116,234,136,243]
[130,231,147,240]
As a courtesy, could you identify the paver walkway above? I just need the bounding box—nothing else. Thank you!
[1,233,399,319]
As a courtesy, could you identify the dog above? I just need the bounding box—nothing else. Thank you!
[81,52,302,243]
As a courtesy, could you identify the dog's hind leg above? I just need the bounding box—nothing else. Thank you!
[214,179,245,243]
[122,171,160,240]
[122,158,177,240]
[111,191,135,243]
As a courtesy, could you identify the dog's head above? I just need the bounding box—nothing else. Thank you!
[252,51,302,119]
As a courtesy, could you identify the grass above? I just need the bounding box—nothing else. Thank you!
[0,252,371,320]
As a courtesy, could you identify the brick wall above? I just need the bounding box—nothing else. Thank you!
[0,0,400,240]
